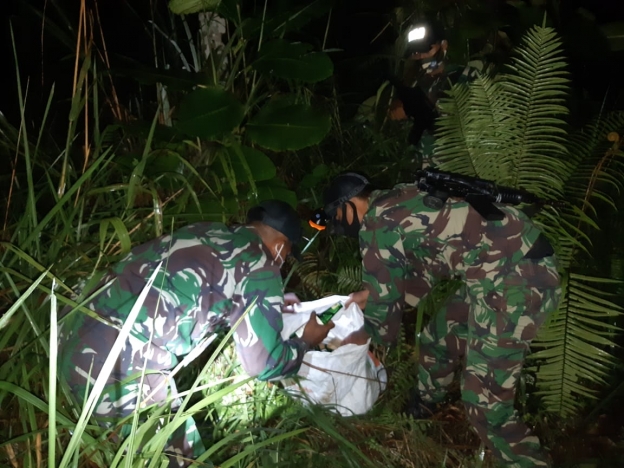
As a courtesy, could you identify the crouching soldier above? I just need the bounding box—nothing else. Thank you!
[58,200,334,467]
[321,172,561,468]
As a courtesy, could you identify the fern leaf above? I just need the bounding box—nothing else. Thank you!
[528,273,624,417]
[435,25,570,199]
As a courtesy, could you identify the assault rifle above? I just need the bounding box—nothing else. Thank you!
[415,168,564,221]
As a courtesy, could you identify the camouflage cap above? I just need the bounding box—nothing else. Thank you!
[247,199,302,245]
[323,172,371,217]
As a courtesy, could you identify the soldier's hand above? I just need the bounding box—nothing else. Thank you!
[282,292,301,313]
[345,289,370,311]
[301,312,334,347]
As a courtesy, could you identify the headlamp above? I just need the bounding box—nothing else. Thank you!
[309,208,328,231]
[407,26,427,43]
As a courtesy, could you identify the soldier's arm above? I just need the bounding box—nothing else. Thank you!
[360,226,407,344]
[230,266,308,381]
[360,227,431,344]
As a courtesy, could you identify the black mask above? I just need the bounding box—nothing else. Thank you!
[331,201,361,238]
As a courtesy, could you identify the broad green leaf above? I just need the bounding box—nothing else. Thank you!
[213,145,276,183]
[300,163,329,189]
[175,87,244,140]
[169,0,220,15]
[145,149,186,176]
[253,40,333,83]
[252,179,298,208]
[246,99,331,151]
[214,143,275,196]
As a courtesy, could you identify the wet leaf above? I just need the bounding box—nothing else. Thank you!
[253,40,333,83]
[247,98,331,151]
[176,87,244,140]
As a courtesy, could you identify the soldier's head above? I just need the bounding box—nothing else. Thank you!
[321,172,374,238]
[406,20,445,54]
[405,20,447,69]
[246,199,302,266]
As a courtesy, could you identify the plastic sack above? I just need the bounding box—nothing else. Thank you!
[280,295,387,416]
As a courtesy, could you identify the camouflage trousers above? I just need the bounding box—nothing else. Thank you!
[418,256,561,468]
[58,314,205,467]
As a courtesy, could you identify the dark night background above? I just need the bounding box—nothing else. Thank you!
[1,0,623,132]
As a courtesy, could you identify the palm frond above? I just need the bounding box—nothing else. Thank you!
[561,112,624,219]
[294,251,363,299]
[528,273,624,417]
[434,75,505,176]
[501,26,570,196]
[527,115,624,416]
[294,252,327,298]
[435,25,570,198]
[536,111,624,270]
[333,265,363,295]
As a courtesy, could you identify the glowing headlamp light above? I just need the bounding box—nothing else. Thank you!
[407,26,427,43]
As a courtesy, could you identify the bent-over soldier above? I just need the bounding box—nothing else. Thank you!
[322,173,561,468]
[58,200,333,467]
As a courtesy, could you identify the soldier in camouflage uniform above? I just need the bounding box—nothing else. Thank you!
[389,22,489,165]
[321,173,561,468]
[58,200,334,467]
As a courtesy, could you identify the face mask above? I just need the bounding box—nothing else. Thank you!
[273,243,286,267]
[332,201,361,238]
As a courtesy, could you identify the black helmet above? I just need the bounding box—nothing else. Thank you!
[323,172,371,217]
[246,199,302,245]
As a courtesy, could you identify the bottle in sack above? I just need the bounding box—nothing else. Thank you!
[317,302,343,325]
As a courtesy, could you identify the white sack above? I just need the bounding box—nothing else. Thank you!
[280,295,387,416]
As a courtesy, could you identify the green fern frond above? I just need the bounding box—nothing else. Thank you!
[528,273,624,417]
[332,265,362,296]
[537,112,624,270]
[294,253,326,298]
[435,76,505,177]
[435,25,570,199]
[535,205,595,270]
[502,27,570,195]
[294,253,363,298]
[561,111,624,213]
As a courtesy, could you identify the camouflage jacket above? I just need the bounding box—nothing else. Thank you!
[360,184,543,344]
[70,222,308,381]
